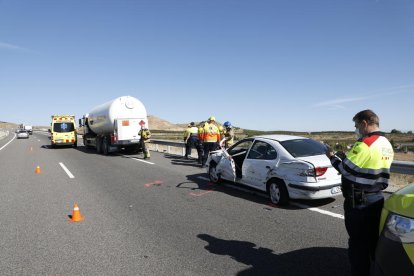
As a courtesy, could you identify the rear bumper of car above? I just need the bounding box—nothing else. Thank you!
[287,182,342,199]
[373,233,414,275]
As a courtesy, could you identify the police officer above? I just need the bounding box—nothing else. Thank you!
[326,110,394,276]
[222,121,235,149]
[139,124,151,159]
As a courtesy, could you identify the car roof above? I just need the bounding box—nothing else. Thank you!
[253,134,309,142]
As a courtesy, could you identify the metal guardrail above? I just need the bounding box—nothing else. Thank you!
[149,139,414,175]
[391,160,414,175]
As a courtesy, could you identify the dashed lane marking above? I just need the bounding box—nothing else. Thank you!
[59,162,75,179]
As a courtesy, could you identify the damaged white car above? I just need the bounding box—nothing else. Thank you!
[206,135,342,205]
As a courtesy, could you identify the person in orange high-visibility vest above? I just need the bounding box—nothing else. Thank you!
[201,116,221,167]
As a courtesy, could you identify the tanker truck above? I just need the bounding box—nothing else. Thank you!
[79,96,149,155]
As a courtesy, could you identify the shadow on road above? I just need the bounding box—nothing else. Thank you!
[179,173,337,210]
[164,153,203,168]
[198,233,350,276]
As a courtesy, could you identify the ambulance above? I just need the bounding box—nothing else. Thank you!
[50,115,77,148]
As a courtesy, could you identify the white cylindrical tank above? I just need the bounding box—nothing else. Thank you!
[87,96,148,134]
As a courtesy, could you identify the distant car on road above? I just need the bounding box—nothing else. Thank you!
[16,129,29,139]
[373,183,414,275]
[206,135,342,205]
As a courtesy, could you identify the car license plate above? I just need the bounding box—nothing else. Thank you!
[331,186,341,194]
[56,140,63,143]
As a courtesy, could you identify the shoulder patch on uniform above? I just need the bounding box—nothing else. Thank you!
[363,135,379,147]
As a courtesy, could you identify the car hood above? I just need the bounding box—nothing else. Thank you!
[296,154,332,168]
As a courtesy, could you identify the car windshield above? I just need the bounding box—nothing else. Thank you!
[280,138,326,158]
[53,122,75,133]
[18,130,27,133]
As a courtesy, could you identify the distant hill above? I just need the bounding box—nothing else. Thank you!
[0,121,19,129]
[148,115,185,131]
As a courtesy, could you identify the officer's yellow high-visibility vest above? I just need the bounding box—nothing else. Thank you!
[338,133,394,191]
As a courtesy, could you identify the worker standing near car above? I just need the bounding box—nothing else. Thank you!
[139,124,151,159]
[184,122,202,163]
[326,109,394,276]
[222,121,235,149]
[201,116,221,167]
[183,124,191,158]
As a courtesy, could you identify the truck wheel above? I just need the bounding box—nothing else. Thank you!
[96,137,102,154]
[102,137,109,155]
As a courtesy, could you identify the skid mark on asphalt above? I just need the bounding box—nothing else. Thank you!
[144,180,163,187]
[189,190,215,197]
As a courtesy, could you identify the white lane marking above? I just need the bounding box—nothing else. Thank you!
[289,202,344,219]
[121,154,155,165]
[0,134,16,151]
[196,176,344,219]
[131,157,155,165]
[59,162,75,178]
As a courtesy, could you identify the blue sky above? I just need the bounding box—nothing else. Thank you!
[0,0,413,132]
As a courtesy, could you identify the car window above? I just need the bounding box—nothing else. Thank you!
[247,141,278,160]
[228,139,253,156]
[280,138,326,158]
[53,122,75,133]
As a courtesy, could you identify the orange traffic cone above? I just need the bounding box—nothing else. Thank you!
[69,203,85,222]
[35,166,42,174]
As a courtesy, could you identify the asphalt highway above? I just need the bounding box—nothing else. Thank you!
[0,131,351,275]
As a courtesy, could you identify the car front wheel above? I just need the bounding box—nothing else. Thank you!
[268,180,289,206]
[208,165,221,184]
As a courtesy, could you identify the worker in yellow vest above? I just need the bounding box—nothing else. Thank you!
[223,121,235,149]
[139,125,151,159]
[327,110,394,275]
[184,122,203,163]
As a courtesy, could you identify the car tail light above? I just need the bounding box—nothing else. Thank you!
[111,133,117,143]
[315,167,328,177]
[299,167,328,177]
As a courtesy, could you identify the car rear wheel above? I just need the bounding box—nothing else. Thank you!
[268,180,289,206]
[208,165,221,184]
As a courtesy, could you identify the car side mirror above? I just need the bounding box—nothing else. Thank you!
[48,129,51,133]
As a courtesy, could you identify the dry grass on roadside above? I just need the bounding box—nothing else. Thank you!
[390,173,414,188]
[394,152,414,162]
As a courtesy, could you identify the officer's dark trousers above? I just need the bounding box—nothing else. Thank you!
[186,136,203,163]
[202,142,217,166]
[344,197,384,276]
